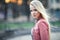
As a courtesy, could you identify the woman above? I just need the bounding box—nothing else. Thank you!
[30,0,50,40]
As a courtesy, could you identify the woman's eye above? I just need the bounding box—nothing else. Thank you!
[34,9,37,11]
[30,9,37,12]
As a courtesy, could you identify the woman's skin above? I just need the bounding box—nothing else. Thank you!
[30,5,41,20]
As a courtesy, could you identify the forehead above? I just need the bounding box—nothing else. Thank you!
[30,5,36,10]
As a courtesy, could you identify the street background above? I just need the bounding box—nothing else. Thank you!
[0,0,60,40]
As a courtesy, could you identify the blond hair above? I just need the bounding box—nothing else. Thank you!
[30,0,50,25]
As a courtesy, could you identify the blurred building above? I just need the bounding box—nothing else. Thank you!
[0,0,31,21]
[48,0,60,9]
[48,0,60,21]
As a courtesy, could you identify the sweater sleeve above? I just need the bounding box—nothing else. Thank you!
[38,21,49,40]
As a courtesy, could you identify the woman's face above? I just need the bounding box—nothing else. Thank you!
[30,5,41,19]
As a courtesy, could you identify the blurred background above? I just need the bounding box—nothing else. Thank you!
[0,0,60,40]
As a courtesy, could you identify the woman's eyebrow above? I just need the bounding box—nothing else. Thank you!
[34,9,37,11]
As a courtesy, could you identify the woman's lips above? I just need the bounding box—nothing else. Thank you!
[33,14,36,17]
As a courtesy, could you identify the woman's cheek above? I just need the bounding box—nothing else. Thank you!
[31,11,39,18]
[31,12,34,17]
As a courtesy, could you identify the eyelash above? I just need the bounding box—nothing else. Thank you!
[30,9,37,12]
[34,9,37,11]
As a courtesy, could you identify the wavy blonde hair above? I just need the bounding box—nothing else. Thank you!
[30,0,50,25]
[30,0,51,40]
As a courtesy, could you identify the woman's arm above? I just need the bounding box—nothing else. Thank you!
[38,21,49,40]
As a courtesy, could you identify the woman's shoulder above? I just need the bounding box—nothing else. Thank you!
[38,19,46,23]
[37,19,48,26]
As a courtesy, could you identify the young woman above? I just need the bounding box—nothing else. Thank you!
[30,0,50,40]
